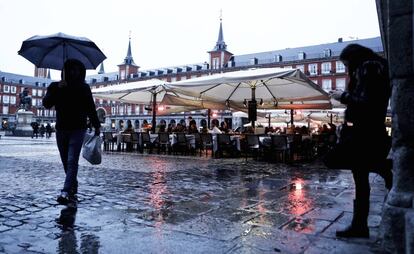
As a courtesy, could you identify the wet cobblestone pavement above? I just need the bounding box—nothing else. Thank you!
[0,136,388,253]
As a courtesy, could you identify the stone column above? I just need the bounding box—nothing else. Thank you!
[377,0,414,253]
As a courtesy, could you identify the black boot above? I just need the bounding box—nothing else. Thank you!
[372,159,393,190]
[336,199,369,238]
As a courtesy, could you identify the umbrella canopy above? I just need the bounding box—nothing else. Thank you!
[306,110,345,124]
[92,79,227,131]
[18,32,106,70]
[168,67,331,126]
[168,67,331,105]
[92,79,170,132]
[92,79,170,104]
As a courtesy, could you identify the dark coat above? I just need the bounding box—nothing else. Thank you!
[43,59,101,131]
[339,58,391,168]
[340,58,390,130]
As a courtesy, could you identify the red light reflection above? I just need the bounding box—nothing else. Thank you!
[288,178,312,216]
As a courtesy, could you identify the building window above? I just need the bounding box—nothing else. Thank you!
[322,62,331,74]
[3,95,9,103]
[298,52,306,60]
[336,78,346,91]
[32,89,37,97]
[10,96,16,105]
[212,57,219,70]
[127,105,132,115]
[37,89,42,97]
[120,70,126,80]
[3,85,9,93]
[322,79,332,91]
[11,86,16,93]
[336,61,346,73]
[308,64,318,76]
[2,106,8,114]
[295,65,305,72]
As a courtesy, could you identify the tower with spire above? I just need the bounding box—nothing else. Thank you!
[118,33,139,80]
[98,62,105,74]
[208,11,233,70]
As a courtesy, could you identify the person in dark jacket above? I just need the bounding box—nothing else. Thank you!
[43,59,101,204]
[330,44,392,238]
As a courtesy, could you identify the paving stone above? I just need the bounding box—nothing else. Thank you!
[4,205,21,212]
[3,219,23,227]
[15,210,31,216]
[282,217,331,235]
[0,210,15,218]
[0,225,12,232]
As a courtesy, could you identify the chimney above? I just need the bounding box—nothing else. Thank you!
[338,38,343,43]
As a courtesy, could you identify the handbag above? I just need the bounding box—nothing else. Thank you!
[323,123,391,170]
[322,123,354,169]
[82,132,102,165]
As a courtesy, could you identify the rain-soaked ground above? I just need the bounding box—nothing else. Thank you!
[0,136,388,253]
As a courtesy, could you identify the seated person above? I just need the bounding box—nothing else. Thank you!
[219,121,229,133]
[174,123,185,133]
[158,124,166,133]
[122,123,134,134]
[188,121,199,134]
[209,121,222,134]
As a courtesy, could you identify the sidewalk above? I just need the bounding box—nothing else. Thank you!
[0,136,387,253]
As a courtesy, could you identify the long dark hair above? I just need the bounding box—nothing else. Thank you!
[339,44,385,91]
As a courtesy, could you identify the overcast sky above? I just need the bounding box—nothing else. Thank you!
[0,0,380,80]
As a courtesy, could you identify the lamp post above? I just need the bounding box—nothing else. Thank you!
[207,109,211,129]
[151,92,157,133]
[248,87,257,128]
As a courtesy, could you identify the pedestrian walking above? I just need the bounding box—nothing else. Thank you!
[43,59,101,205]
[31,122,39,138]
[45,123,53,138]
[39,124,46,138]
[329,44,392,238]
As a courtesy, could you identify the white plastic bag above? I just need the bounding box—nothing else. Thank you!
[82,132,102,165]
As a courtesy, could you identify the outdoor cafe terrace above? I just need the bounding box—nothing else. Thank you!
[102,129,337,163]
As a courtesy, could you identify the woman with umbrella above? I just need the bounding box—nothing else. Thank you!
[43,59,101,204]
[19,33,106,204]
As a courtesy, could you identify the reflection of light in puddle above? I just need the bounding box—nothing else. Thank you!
[288,178,313,216]
[148,158,170,250]
[257,181,267,224]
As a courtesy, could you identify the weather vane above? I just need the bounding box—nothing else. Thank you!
[129,30,132,40]
[220,9,223,21]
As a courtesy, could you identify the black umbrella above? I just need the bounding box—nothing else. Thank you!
[18,32,106,70]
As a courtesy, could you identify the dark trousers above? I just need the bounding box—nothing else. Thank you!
[351,169,370,227]
[352,169,370,202]
[56,130,86,193]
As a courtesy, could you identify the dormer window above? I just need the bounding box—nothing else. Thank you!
[298,52,306,60]
[274,54,282,62]
[250,58,258,65]
[324,49,332,57]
